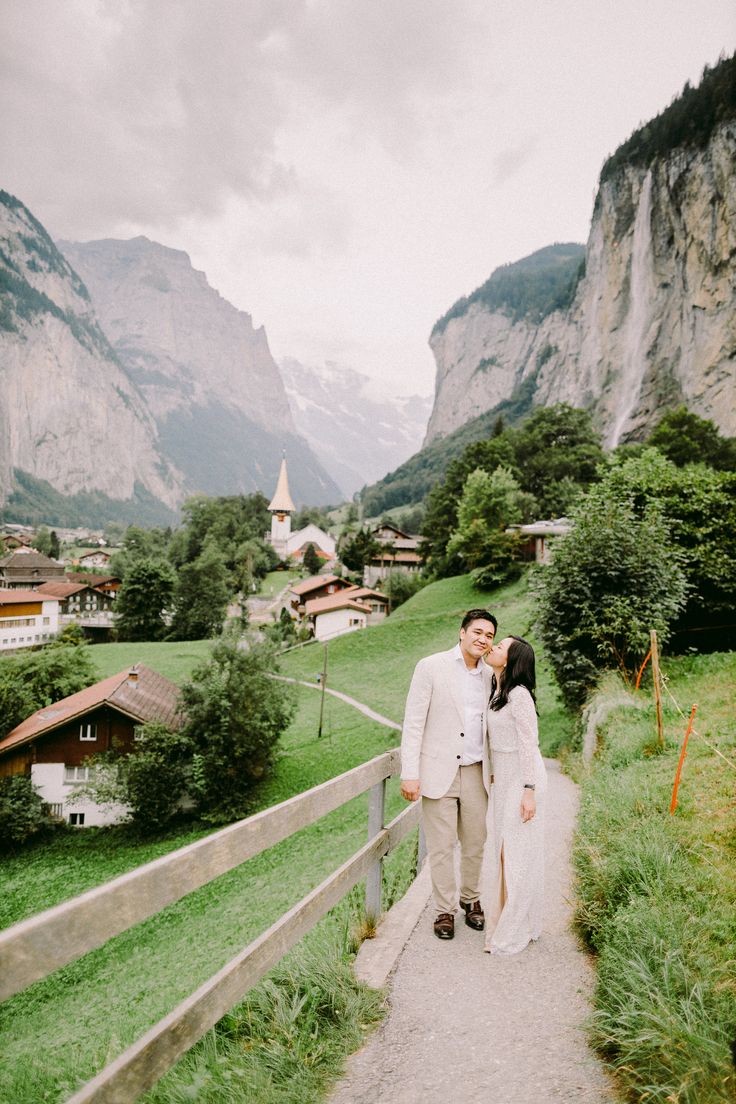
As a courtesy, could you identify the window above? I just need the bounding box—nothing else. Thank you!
[69,813,85,826]
[43,617,50,625]
[65,765,92,783]
[79,723,97,742]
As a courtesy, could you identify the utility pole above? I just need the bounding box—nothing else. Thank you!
[317,642,328,738]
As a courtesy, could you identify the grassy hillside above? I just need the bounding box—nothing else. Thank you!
[281,571,572,756]
[0,571,565,1101]
[575,653,736,1102]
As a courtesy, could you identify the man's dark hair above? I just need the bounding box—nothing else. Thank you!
[460,608,498,633]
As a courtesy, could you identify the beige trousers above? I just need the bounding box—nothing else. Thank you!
[421,763,487,915]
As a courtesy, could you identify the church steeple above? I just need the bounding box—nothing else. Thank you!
[268,454,295,519]
[268,453,294,560]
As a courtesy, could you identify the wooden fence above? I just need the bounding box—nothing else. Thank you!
[0,746,421,1104]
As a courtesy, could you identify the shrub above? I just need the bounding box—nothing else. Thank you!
[0,774,47,847]
[181,634,296,822]
[123,723,194,832]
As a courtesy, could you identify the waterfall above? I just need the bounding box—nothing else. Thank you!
[607,172,654,447]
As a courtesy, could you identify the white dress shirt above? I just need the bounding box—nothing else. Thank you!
[452,643,486,766]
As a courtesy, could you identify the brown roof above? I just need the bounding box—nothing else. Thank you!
[0,550,63,569]
[343,586,389,603]
[369,550,421,563]
[304,594,372,616]
[0,665,184,755]
[290,574,351,597]
[36,580,89,598]
[0,588,60,606]
[65,572,121,587]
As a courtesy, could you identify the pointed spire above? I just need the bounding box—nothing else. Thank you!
[268,453,295,514]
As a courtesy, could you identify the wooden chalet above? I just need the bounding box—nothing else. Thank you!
[289,574,354,619]
[0,665,184,826]
[0,549,65,589]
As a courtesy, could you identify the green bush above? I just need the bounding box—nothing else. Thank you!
[181,634,296,822]
[124,723,193,832]
[0,775,47,847]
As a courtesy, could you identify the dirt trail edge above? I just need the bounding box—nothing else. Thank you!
[329,760,617,1104]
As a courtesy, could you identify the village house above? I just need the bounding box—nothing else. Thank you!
[0,665,184,827]
[506,519,572,564]
[77,549,112,569]
[65,571,121,598]
[289,573,354,620]
[0,532,34,553]
[304,592,372,642]
[0,548,66,589]
[363,523,422,587]
[341,585,389,622]
[0,589,60,651]
[36,580,116,638]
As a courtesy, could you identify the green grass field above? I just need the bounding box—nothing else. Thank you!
[575,653,736,1103]
[0,570,567,1101]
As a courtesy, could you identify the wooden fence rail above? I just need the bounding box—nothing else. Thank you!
[0,745,420,1104]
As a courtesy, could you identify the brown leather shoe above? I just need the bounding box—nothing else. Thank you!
[433,912,455,940]
[461,899,485,931]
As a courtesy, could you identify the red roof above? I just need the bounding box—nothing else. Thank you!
[304,594,372,616]
[343,586,389,603]
[36,581,89,598]
[290,574,351,597]
[0,588,59,606]
[0,665,184,755]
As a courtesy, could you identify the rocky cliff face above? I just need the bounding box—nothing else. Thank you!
[59,237,341,506]
[0,192,182,512]
[280,357,432,497]
[426,120,736,447]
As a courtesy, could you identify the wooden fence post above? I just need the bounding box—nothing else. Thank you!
[650,629,664,748]
[317,642,328,738]
[365,779,386,919]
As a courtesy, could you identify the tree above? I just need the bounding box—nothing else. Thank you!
[302,542,322,576]
[122,723,193,832]
[0,775,47,848]
[646,406,736,471]
[168,538,231,641]
[444,467,532,586]
[33,526,54,557]
[181,636,296,822]
[534,488,688,709]
[598,448,736,641]
[513,404,604,517]
[339,528,381,574]
[0,645,97,738]
[115,557,176,642]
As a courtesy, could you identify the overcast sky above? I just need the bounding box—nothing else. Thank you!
[1,1,733,397]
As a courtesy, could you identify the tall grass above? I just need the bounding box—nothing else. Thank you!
[574,656,736,1103]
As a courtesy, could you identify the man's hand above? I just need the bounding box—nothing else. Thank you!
[400,779,421,802]
[520,790,536,822]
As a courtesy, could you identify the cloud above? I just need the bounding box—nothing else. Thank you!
[0,0,490,238]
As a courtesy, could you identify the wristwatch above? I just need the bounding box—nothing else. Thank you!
[523,783,536,790]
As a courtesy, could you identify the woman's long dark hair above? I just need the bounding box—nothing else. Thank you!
[489,635,537,712]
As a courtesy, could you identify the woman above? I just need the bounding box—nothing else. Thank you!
[482,635,547,955]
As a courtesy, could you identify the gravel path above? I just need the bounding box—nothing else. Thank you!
[272,674,402,731]
[329,760,617,1104]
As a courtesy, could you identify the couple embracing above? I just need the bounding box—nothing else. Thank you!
[400,609,547,955]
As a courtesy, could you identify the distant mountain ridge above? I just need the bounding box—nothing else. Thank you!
[279,357,432,497]
[58,235,342,508]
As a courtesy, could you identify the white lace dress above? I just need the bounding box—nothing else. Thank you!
[482,685,547,955]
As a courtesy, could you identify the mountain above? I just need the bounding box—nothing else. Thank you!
[0,191,183,525]
[279,357,433,497]
[58,237,342,507]
[425,56,736,448]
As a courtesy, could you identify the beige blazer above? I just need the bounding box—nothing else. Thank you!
[400,647,493,799]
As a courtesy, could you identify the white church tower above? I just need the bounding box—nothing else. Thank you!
[268,454,295,560]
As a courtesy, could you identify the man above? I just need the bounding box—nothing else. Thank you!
[400,609,497,940]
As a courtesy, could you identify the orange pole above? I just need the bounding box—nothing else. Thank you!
[634,648,652,691]
[669,704,697,814]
